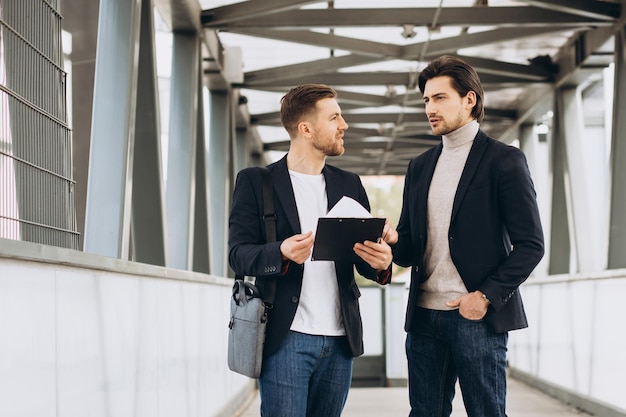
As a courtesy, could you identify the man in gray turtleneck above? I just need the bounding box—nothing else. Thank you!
[389,55,545,417]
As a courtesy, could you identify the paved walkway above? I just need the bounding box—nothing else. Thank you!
[236,377,591,416]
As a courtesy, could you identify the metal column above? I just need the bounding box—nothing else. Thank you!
[549,93,572,274]
[165,32,199,270]
[131,0,167,266]
[193,86,210,274]
[557,86,601,273]
[608,26,626,269]
[59,0,99,248]
[208,91,232,277]
[83,0,141,258]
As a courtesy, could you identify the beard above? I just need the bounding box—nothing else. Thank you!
[312,135,345,156]
[430,111,466,136]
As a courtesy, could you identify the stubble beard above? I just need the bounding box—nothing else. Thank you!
[431,111,466,136]
[313,135,345,157]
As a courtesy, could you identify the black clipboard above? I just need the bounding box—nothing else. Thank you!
[311,217,386,262]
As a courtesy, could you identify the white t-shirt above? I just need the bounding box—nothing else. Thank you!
[288,170,344,336]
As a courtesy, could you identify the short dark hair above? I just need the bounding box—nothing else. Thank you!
[280,84,337,137]
[418,55,484,123]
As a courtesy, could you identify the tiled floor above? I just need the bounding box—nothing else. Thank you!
[236,377,591,416]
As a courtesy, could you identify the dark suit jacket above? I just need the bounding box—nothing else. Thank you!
[393,130,545,333]
[229,155,387,357]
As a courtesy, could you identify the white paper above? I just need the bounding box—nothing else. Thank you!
[325,196,372,218]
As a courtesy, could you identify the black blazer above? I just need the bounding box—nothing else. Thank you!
[393,130,545,333]
[228,155,387,357]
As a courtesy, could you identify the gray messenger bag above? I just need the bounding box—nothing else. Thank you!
[228,280,268,378]
[227,166,276,378]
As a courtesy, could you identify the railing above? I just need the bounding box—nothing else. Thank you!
[3,236,625,417]
[508,270,626,417]
[0,238,251,417]
[379,272,626,417]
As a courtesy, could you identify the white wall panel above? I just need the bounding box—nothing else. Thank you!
[0,262,56,417]
[589,280,625,405]
[0,249,249,417]
[509,273,626,413]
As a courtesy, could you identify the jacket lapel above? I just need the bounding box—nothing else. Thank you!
[451,130,488,223]
[418,144,442,236]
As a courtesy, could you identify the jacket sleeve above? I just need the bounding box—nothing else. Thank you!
[393,158,418,267]
[228,168,284,277]
[351,174,392,284]
[479,148,545,311]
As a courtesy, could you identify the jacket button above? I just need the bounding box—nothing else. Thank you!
[414,266,419,272]
[291,296,298,303]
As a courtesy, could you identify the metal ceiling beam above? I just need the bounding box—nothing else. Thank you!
[332,112,428,124]
[201,0,320,25]
[243,52,552,89]
[235,28,564,88]
[518,0,620,21]
[154,0,202,32]
[252,106,515,127]
[154,0,233,90]
[499,22,618,142]
[235,26,576,67]
[263,140,438,154]
[202,7,612,29]
[243,55,391,86]
[241,71,544,89]
[231,29,572,90]
[240,86,421,107]
[403,26,584,61]
[453,55,555,81]
[343,129,385,138]
[555,25,618,87]
[334,90,395,107]
[196,0,621,178]
[345,137,441,148]
[233,28,404,57]
[243,72,413,88]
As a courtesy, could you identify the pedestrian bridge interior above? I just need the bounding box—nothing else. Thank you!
[1,0,625,416]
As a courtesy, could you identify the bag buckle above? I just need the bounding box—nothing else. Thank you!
[263,213,277,222]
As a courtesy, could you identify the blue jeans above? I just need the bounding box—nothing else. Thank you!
[406,307,508,417]
[258,330,353,417]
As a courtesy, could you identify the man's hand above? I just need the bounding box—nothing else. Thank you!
[280,231,314,264]
[353,239,393,271]
[381,220,398,245]
[446,291,490,320]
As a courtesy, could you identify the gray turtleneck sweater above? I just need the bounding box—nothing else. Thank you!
[417,120,479,310]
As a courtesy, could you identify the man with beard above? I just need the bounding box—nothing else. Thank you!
[228,84,396,417]
[389,55,544,416]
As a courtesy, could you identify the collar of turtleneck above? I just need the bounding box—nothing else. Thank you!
[442,120,479,149]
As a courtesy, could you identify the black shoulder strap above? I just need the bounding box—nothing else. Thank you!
[258,166,277,305]
[259,166,276,243]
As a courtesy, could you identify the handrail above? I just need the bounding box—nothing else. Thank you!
[525,269,626,285]
[0,238,232,286]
